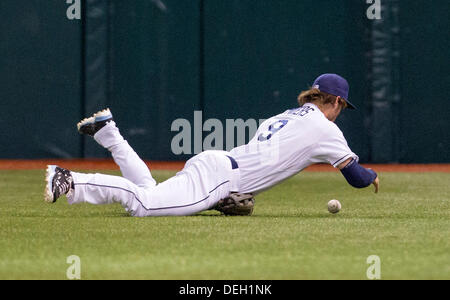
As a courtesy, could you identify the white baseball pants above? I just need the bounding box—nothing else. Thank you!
[67,122,240,217]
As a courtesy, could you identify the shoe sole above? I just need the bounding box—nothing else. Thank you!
[77,108,112,132]
[44,165,57,203]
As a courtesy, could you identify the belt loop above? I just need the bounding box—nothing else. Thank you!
[226,155,239,170]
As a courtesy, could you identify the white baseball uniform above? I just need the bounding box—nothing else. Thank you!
[68,103,357,217]
[230,102,359,194]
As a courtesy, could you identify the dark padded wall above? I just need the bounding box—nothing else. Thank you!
[203,0,371,160]
[0,0,82,158]
[105,0,201,161]
[0,0,448,163]
[398,1,450,163]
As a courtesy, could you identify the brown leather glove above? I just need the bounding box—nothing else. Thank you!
[214,193,255,216]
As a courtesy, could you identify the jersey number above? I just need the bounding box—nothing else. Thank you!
[257,120,288,141]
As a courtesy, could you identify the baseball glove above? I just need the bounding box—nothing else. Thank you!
[214,193,255,216]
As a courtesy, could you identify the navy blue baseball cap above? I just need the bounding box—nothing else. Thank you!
[312,73,356,109]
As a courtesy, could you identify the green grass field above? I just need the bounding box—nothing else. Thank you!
[0,169,448,280]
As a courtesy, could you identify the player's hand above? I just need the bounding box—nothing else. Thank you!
[367,168,379,193]
[372,176,379,193]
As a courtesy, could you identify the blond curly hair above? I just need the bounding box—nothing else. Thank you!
[297,88,347,109]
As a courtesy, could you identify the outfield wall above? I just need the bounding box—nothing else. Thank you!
[0,0,449,163]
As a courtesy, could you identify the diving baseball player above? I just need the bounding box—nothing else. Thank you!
[45,74,379,217]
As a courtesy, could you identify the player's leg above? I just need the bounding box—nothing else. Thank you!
[69,171,151,215]
[44,151,239,217]
[134,151,238,217]
[78,109,156,188]
[93,120,156,188]
[45,163,231,217]
[45,164,152,216]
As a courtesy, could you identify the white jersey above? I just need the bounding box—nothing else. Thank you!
[230,103,358,194]
[67,105,358,217]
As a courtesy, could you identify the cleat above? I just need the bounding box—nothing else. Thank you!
[77,108,113,136]
[44,165,73,203]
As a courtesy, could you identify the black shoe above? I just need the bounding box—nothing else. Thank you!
[77,108,113,136]
[44,165,74,203]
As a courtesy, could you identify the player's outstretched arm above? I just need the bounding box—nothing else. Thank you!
[338,158,379,193]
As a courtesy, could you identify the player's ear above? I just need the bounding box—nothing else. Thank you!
[335,96,341,108]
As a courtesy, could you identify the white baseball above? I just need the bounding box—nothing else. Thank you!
[328,199,341,214]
